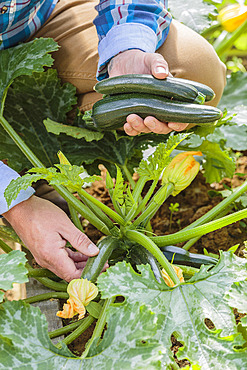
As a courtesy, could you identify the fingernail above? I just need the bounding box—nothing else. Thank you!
[88,243,99,254]
[156,66,168,74]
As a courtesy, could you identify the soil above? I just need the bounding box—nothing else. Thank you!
[67,156,247,365]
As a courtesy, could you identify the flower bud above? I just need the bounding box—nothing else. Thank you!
[162,151,202,196]
[218,5,247,33]
[57,150,71,165]
[57,278,98,320]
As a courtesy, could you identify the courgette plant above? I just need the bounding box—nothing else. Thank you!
[0,36,247,368]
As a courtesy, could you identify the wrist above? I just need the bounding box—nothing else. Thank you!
[2,195,34,223]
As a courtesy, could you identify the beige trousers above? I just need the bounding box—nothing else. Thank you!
[32,0,226,111]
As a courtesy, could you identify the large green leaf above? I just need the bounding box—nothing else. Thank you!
[0,250,28,302]
[180,136,235,183]
[219,72,247,128]
[98,252,247,368]
[63,132,170,177]
[0,38,58,106]
[0,300,168,369]
[168,0,217,33]
[1,69,77,171]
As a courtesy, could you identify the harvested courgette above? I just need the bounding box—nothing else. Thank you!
[160,245,218,268]
[95,74,206,104]
[177,78,215,102]
[92,93,222,131]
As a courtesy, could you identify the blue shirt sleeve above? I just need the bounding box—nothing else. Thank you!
[0,162,35,215]
[94,0,172,79]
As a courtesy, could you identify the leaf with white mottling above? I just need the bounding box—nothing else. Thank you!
[0,300,168,369]
[169,0,217,33]
[0,250,28,302]
[225,281,247,314]
[98,252,247,369]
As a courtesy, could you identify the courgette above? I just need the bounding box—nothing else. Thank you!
[81,236,120,283]
[160,245,218,268]
[94,74,206,104]
[130,244,163,283]
[92,93,222,131]
[178,78,215,101]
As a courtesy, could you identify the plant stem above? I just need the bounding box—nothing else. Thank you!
[176,264,199,277]
[182,207,232,251]
[0,238,13,253]
[79,195,119,236]
[23,291,68,304]
[122,164,135,189]
[78,189,124,226]
[81,298,113,359]
[68,204,84,232]
[132,183,174,228]
[150,208,247,247]
[125,229,180,285]
[215,18,247,57]
[49,319,83,339]
[60,315,95,346]
[52,186,110,235]
[182,181,247,231]
[27,267,61,280]
[201,23,222,38]
[133,179,159,219]
[131,176,147,202]
[0,114,111,235]
[35,277,68,292]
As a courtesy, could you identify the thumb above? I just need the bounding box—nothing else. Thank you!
[62,223,99,257]
[146,53,169,79]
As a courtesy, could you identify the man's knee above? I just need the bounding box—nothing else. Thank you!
[159,20,227,106]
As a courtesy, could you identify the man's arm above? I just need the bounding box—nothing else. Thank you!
[94,0,172,80]
[93,0,188,135]
[0,162,100,281]
[0,161,35,214]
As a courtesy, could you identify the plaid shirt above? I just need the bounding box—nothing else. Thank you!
[0,1,57,49]
[0,0,171,214]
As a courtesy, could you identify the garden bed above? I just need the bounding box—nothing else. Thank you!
[65,157,247,361]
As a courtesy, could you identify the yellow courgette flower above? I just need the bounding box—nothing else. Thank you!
[57,278,98,320]
[218,4,247,33]
[161,266,184,287]
[162,151,202,196]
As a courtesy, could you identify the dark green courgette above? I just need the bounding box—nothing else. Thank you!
[130,244,163,283]
[94,74,206,104]
[177,78,215,102]
[81,236,120,283]
[92,93,222,131]
[160,245,218,268]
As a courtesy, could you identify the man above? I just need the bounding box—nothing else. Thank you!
[0,0,226,281]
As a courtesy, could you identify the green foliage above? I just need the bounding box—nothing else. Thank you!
[4,164,100,207]
[168,0,218,33]
[1,69,77,171]
[0,38,58,106]
[98,252,247,368]
[0,250,28,302]
[137,133,188,180]
[44,118,104,142]
[1,22,247,369]
[0,300,168,369]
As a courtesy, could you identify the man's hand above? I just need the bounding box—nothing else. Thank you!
[108,49,188,136]
[3,196,101,282]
